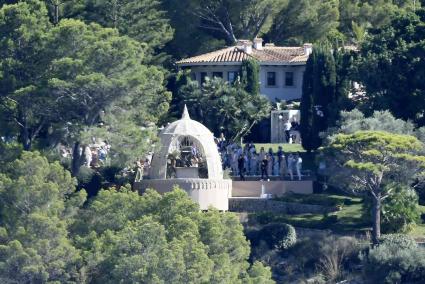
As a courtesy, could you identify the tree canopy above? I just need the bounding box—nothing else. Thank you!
[0,152,274,283]
[177,76,270,140]
[355,8,425,126]
[0,151,86,283]
[322,131,425,243]
[300,45,351,151]
[0,0,170,169]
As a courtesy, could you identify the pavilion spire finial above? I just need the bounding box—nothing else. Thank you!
[182,104,190,120]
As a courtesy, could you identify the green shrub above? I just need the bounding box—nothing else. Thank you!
[363,184,420,233]
[253,212,275,225]
[100,166,121,182]
[77,166,103,197]
[363,236,425,283]
[317,236,360,282]
[379,234,417,249]
[259,223,297,250]
[77,166,95,184]
[382,185,420,233]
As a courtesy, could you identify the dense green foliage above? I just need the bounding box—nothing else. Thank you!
[0,152,273,283]
[323,131,425,243]
[0,0,170,169]
[324,109,423,138]
[0,0,420,60]
[324,109,425,222]
[300,46,351,151]
[267,0,340,45]
[241,59,260,96]
[1,0,425,282]
[268,223,296,250]
[0,152,86,283]
[73,187,273,283]
[356,8,425,126]
[363,184,420,233]
[177,77,270,139]
[78,0,173,57]
[363,234,425,283]
[161,0,420,57]
[247,223,296,251]
[379,233,418,249]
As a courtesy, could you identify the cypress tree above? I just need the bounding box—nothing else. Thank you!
[330,48,353,124]
[312,45,336,148]
[300,50,316,151]
[300,45,342,151]
[241,58,260,95]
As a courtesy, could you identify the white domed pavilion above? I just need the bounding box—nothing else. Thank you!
[137,105,232,210]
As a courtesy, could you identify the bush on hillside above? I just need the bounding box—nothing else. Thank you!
[77,166,96,184]
[259,223,297,250]
[317,236,360,282]
[100,166,121,182]
[379,234,417,249]
[362,236,425,283]
[363,184,420,233]
[76,166,103,197]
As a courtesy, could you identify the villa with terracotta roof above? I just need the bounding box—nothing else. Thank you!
[176,38,312,102]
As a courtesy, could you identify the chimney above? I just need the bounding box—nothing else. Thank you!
[236,40,253,54]
[303,43,313,55]
[253,38,263,50]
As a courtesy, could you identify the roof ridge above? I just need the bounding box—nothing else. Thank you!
[176,46,237,64]
[177,44,308,65]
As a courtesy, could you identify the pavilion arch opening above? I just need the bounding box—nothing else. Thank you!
[166,135,208,179]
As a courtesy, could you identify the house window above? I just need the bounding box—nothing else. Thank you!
[285,72,294,86]
[212,72,223,78]
[200,72,207,84]
[267,72,276,86]
[191,73,197,81]
[228,71,238,83]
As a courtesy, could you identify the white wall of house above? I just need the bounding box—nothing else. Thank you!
[187,64,305,102]
[260,65,305,102]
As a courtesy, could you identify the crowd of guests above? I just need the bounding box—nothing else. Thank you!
[58,132,305,182]
[216,135,304,181]
[59,139,111,168]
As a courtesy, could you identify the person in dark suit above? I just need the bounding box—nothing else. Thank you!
[261,154,269,181]
[238,154,245,181]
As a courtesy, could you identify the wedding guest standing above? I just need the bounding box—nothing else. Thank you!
[287,153,295,180]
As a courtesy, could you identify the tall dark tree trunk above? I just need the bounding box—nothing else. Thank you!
[54,4,59,25]
[372,193,381,245]
[20,127,32,151]
[71,141,82,177]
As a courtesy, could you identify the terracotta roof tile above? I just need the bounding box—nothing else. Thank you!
[177,45,308,65]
